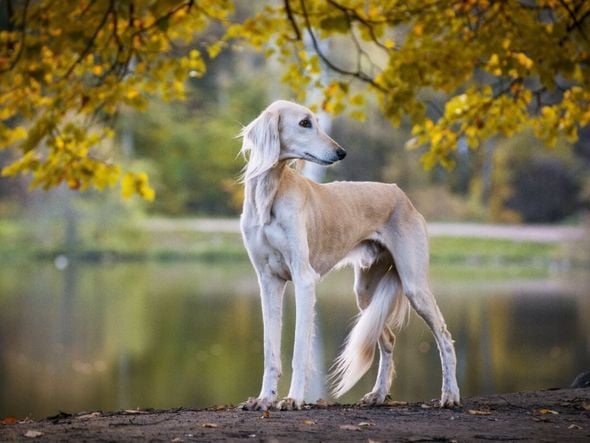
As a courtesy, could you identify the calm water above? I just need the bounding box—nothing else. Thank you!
[0,260,588,418]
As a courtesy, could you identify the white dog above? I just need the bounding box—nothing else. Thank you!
[239,100,460,410]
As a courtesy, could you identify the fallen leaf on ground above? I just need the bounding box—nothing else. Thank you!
[468,409,492,416]
[568,424,583,430]
[303,419,315,425]
[420,404,431,409]
[358,421,374,428]
[24,430,44,438]
[201,422,219,428]
[340,424,362,431]
[389,401,409,406]
[538,408,559,415]
[1,416,18,425]
[78,412,101,420]
[261,410,270,419]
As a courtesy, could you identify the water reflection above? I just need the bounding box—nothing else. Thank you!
[0,261,588,418]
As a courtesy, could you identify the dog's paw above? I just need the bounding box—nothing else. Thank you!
[238,396,274,411]
[439,389,461,408]
[358,391,388,406]
[277,397,304,410]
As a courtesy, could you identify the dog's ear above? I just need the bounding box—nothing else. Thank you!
[239,109,280,181]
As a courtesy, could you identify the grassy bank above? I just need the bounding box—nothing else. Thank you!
[0,218,579,279]
[429,237,563,279]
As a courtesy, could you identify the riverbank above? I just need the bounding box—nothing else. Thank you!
[141,218,588,243]
[2,218,587,270]
[2,388,589,442]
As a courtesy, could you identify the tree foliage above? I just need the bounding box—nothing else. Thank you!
[125,76,263,215]
[231,0,590,170]
[0,0,232,198]
[1,0,589,198]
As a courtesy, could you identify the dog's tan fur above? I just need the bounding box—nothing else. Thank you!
[239,100,460,411]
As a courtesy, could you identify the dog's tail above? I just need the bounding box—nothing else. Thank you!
[330,268,409,399]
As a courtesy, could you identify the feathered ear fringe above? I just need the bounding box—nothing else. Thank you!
[239,109,280,182]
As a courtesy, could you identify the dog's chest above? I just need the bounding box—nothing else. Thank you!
[243,222,292,280]
[263,223,292,278]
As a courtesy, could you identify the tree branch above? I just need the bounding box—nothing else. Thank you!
[130,1,194,38]
[297,0,386,92]
[284,0,302,41]
[5,0,14,27]
[559,0,589,41]
[0,0,30,73]
[63,1,112,79]
[326,0,393,54]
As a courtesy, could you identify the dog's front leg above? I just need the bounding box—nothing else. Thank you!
[242,273,286,411]
[278,268,318,410]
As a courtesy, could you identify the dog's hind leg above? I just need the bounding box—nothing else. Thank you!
[405,284,460,407]
[353,261,402,405]
[386,212,461,407]
[360,326,396,405]
[407,284,460,407]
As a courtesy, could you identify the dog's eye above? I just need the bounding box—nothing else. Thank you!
[299,119,312,129]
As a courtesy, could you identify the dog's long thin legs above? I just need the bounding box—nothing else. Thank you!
[361,327,396,404]
[376,328,396,395]
[406,287,460,406]
[280,274,317,409]
[352,261,398,404]
[255,274,287,410]
[387,218,460,407]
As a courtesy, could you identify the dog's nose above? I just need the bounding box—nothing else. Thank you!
[336,148,347,160]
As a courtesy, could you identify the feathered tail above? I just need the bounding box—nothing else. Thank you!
[330,268,409,398]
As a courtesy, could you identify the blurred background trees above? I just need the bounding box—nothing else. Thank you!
[0,0,589,224]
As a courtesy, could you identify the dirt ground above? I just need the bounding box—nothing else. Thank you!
[1,388,589,442]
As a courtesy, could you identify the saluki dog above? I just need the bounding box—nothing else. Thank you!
[239,100,460,410]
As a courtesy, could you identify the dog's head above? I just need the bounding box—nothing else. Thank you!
[240,100,346,180]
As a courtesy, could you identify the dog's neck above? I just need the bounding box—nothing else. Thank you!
[243,161,288,226]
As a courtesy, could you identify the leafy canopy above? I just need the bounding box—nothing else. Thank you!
[0,0,232,199]
[1,0,589,198]
[231,0,590,170]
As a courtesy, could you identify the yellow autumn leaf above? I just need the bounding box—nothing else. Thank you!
[350,94,365,106]
[121,172,136,200]
[412,23,424,36]
[121,172,155,201]
[514,52,534,70]
[125,87,140,100]
[350,110,366,121]
[92,65,103,76]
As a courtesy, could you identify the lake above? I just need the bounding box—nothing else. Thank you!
[0,259,588,419]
